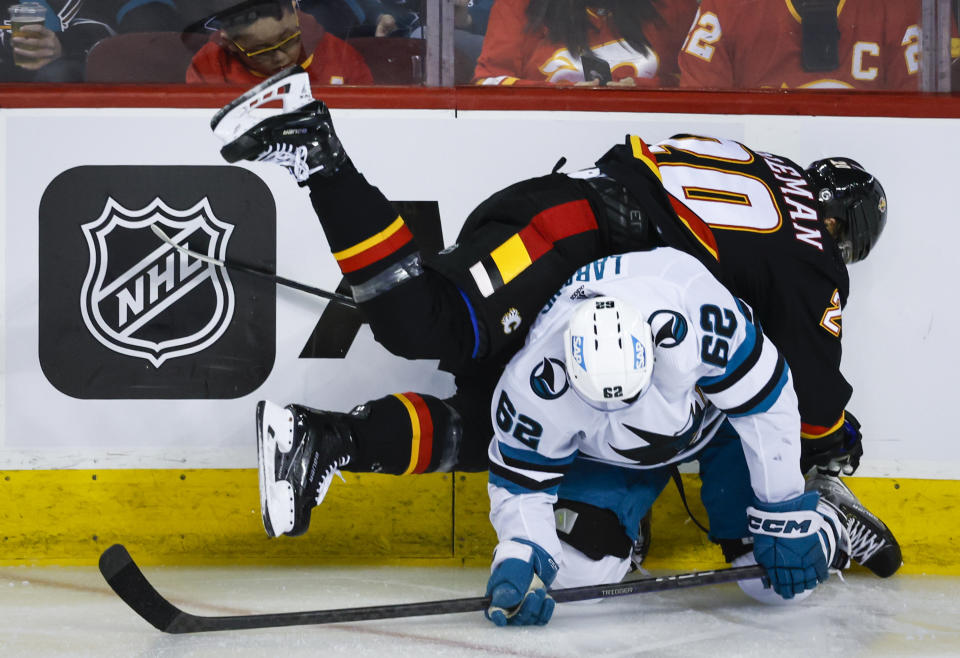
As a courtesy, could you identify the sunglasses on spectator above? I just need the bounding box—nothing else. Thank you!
[227,28,302,58]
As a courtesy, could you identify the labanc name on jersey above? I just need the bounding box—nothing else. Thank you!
[539,255,626,316]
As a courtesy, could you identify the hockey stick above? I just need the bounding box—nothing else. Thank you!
[99,543,764,634]
[150,224,357,309]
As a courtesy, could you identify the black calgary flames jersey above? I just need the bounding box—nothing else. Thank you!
[424,140,720,377]
[424,133,846,437]
[649,135,851,437]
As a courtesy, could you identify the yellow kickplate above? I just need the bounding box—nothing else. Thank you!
[0,469,453,566]
[0,470,955,574]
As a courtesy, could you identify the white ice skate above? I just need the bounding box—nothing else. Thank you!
[210,66,314,147]
[210,67,347,182]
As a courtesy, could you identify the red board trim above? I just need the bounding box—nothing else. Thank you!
[1,83,958,118]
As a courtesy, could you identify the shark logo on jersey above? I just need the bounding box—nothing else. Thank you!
[647,310,688,348]
[80,197,235,368]
[530,357,570,400]
[611,404,708,465]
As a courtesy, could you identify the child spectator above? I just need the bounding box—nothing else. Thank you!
[186,0,372,84]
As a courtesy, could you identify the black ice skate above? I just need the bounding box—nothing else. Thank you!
[629,511,652,572]
[211,67,347,182]
[256,400,357,538]
[806,471,903,578]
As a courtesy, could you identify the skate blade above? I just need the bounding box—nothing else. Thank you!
[210,66,314,143]
[256,400,295,537]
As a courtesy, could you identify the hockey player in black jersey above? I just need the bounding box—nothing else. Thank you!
[213,67,899,579]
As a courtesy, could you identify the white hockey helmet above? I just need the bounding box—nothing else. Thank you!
[563,296,654,406]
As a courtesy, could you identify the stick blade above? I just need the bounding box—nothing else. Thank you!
[99,544,184,633]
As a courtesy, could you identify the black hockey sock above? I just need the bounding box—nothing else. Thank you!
[347,393,461,475]
[307,163,419,287]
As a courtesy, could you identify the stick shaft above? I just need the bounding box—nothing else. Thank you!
[99,544,764,634]
[150,224,357,308]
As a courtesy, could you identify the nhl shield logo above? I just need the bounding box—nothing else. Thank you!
[80,197,236,368]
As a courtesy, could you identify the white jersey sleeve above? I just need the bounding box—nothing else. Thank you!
[691,295,804,503]
[487,360,582,561]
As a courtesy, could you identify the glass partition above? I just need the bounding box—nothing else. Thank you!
[0,0,953,90]
[458,0,950,91]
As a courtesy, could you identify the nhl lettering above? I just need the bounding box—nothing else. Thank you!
[39,165,276,399]
[80,197,235,367]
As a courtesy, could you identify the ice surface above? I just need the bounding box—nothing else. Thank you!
[0,564,957,657]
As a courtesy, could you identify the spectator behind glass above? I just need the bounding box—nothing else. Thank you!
[186,0,373,84]
[679,0,925,90]
[297,0,420,39]
[455,0,493,35]
[454,0,492,83]
[472,0,698,87]
[0,0,181,81]
[353,0,420,37]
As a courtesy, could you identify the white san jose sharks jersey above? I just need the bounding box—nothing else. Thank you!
[487,248,803,558]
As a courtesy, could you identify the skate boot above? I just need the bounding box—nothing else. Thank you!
[629,511,652,572]
[806,471,902,577]
[256,400,357,537]
[210,66,347,183]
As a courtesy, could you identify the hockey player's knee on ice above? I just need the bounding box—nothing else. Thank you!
[552,543,632,595]
[717,535,827,605]
[551,500,634,594]
[732,553,814,605]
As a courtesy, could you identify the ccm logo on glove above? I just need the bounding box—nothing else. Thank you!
[747,510,820,536]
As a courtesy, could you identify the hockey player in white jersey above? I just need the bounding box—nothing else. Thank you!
[484,248,849,626]
[214,69,897,579]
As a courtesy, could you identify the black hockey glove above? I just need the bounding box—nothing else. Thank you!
[800,410,863,476]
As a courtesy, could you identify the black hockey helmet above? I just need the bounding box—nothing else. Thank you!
[805,157,887,264]
[182,0,294,34]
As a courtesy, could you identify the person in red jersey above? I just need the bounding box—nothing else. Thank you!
[186,0,372,85]
[473,0,698,87]
[678,0,923,90]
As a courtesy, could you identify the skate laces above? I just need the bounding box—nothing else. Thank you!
[847,516,887,562]
[257,143,311,182]
[313,455,351,505]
